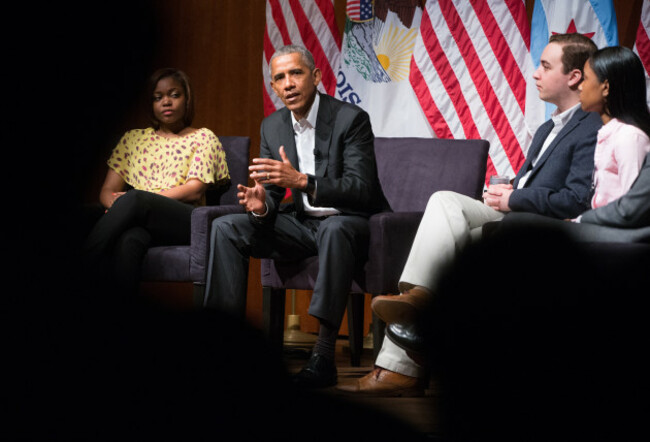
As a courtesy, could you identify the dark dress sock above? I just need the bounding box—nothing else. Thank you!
[313,320,338,360]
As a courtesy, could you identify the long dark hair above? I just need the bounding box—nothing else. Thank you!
[589,46,650,138]
[146,68,195,129]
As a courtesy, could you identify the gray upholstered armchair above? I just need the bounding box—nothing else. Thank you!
[141,136,250,304]
[260,137,490,364]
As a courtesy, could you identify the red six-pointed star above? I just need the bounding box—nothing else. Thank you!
[552,18,595,38]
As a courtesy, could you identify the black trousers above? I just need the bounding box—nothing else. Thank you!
[204,212,370,326]
[83,190,194,295]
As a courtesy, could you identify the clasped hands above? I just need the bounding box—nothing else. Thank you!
[483,183,514,212]
[237,146,308,214]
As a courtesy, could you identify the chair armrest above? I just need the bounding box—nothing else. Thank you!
[364,211,424,294]
[190,204,245,284]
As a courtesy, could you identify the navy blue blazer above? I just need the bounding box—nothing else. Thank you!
[256,93,389,222]
[510,108,602,219]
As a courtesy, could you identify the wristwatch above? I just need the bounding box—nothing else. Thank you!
[305,174,316,196]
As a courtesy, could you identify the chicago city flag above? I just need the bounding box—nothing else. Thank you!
[338,0,433,137]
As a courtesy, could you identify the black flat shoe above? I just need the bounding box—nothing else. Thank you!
[292,352,337,388]
[386,322,427,353]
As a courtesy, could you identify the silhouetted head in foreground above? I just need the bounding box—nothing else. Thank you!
[426,224,648,441]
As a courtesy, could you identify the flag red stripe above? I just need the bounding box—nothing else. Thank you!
[504,0,530,50]
[485,156,497,184]
[315,0,342,48]
[417,8,480,139]
[262,81,277,117]
[471,0,526,114]
[440,0,525,172]
[269,0,292,45]
[263,25,275,64]
[636,20,650,74]
[409,57,454,138]
[288,0,337,95]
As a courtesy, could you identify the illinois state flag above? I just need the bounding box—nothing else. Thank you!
[530,0,619,119]
[263,0,342,117]
[338,0,433,137]
[633,0,650,107]
[410,0,537,182]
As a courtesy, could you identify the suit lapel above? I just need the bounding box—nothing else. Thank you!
[517,108,587,187]
[524,120,553,169]
[314,94,333,177]
[280,108,299,168]
[514,119,553,186]
[533,108,586,170]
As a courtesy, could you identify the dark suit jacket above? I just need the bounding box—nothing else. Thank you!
[580,152,650,229]
[509,108,602,219]
[254,93,389,223]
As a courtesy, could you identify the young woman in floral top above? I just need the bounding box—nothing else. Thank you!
[84,68,229,296]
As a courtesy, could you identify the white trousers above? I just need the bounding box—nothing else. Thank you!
[375,335,426,377]
[376,191,505,376]
[398,191,505,293]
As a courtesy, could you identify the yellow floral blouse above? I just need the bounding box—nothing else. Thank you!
[107,127,229,198]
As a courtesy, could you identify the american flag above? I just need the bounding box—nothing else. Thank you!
[634,0,650,108]
[346,0,373,22]
[263,0,342,117]
[409,0,539,183]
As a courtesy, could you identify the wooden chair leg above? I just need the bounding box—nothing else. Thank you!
[192,284,205,308]
[262,287,286,353]
[347,292,365,367]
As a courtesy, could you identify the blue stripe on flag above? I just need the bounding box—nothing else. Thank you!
[530,0,554,119]
[589,0,619,46]
[530,0,549,69]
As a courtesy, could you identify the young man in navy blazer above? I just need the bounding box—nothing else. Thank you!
[204,45,389,388]
[339,33,603,396]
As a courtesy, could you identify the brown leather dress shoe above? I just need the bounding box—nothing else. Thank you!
[371,287,431,324]
[336,367,424,397]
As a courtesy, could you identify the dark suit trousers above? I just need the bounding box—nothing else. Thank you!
[204,213,370,326]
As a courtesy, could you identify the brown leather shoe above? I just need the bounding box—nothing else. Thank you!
[371,287,431,324]
[336,367,424,397]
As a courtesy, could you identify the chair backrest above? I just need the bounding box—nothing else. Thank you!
[374,137,489,213]
[206,136,251,206]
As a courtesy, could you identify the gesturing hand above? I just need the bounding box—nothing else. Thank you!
[249,146,307,190]
[237,181,267,214]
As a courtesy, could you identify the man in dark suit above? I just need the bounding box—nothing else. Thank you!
[204,45,388,388]
[339,33,603,396]
[576,152,650,228]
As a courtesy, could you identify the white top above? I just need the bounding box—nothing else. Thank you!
[291,93,339,216]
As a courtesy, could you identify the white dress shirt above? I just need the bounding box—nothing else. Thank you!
[291,93,339,217]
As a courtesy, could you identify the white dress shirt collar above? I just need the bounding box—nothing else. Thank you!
[550,102,580,130]
[291,92,320,133]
